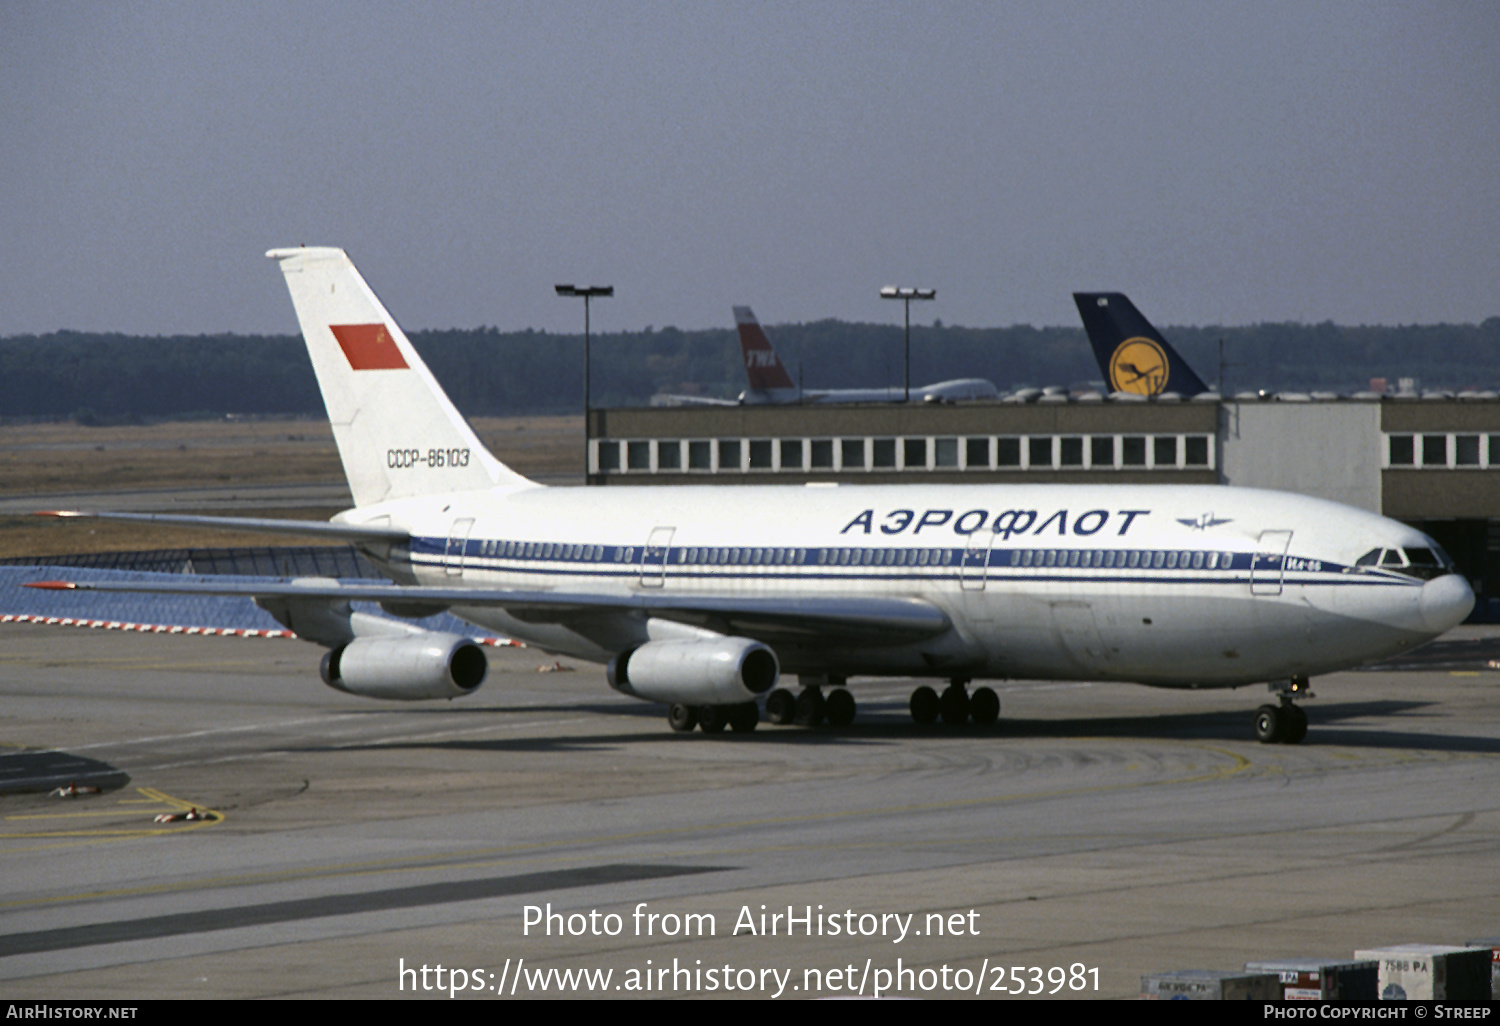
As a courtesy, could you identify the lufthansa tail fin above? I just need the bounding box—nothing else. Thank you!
[1073,293,1209,397]
[733,306,797,393]
[267,247,534,507]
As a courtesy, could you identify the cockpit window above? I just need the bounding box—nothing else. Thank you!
[1353,545,1452,580]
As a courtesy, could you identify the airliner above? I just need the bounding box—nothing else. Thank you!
[655,306,1000,406]
[1075,292,1211,398]
[31,248,1473,744]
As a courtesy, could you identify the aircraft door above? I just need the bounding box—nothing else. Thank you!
[960,529,995,592]
[1251,530,1292,596]
[641,526,675,588]
[445,518,475,578]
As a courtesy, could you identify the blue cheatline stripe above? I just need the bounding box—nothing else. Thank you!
[408,536,1420,589]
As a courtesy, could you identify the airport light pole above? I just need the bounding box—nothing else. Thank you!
[555,285,613,412]
[880,286,936,402]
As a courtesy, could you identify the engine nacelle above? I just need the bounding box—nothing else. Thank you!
[320,633,487,701]
[606,637,778,705]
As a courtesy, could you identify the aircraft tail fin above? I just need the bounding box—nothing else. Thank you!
[266,247,533,507]
[733,306,797,392]
[1072,293,1210,397]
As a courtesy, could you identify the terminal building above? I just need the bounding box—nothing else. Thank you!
[586,393,1500,620]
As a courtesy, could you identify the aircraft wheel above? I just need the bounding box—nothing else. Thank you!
[728,702,759,733]
[765,687,796,725]
[698,705,729,733]
[794,688,825,727]
[1281,704,1308,744]
[940,684,971,725]
[1252,704,1284,744]
[910,686,939,725]
[667,703,698,733]
[824,688,856,727]
[969,686,1000,726]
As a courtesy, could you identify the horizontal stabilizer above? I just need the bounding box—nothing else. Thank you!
[35,510,409,543]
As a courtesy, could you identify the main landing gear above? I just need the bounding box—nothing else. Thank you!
[1252,676,1312,744]
[762,681,859,728]
[909,679,1000,727]
[668,676,1004,733]
[667,701,759,734]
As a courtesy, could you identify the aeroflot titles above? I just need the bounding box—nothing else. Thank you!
[840,508,1151,538]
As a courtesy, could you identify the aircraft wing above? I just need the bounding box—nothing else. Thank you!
[36,510,409,543]
[649,393,740,407]
[26,577,950,646]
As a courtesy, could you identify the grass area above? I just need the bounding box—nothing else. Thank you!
[0,415,585,556]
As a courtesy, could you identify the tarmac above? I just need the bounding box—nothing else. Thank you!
[1,620,1497,999]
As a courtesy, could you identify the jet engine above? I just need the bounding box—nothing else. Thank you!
[320,633,487,700]
[606,637,778,705]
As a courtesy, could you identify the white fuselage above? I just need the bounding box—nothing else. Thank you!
[345,482,1473,690]
[741,378,1000,405]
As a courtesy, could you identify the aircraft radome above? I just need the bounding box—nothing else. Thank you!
[31,248,1474,743]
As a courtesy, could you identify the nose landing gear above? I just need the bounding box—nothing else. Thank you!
[1252,677,1312,744]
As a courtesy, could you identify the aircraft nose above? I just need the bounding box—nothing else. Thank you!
[1419,573,1475,634]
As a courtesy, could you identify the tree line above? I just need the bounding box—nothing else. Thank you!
[2,317,1497,422]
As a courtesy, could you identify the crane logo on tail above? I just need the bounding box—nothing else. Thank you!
[1108,336,1168,395]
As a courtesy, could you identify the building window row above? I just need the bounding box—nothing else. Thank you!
[594,434,1214,474]
[1386,433,1500,469]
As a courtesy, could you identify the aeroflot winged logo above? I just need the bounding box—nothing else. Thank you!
[1108,336,1168,396]
[330,323,409,371]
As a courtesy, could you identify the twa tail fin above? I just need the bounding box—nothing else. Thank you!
[1073,292,1210,397]
[266,247,533,506]
[733,306,797,393]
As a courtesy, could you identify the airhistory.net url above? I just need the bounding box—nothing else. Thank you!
[397,957,1100,998]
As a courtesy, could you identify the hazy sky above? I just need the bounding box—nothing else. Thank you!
[2,2,1496,337]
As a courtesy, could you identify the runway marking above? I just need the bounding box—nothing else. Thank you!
[48,714,370,753]
[0,742,1251,911]
[0,787,221,842]
[0,864,724,958]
